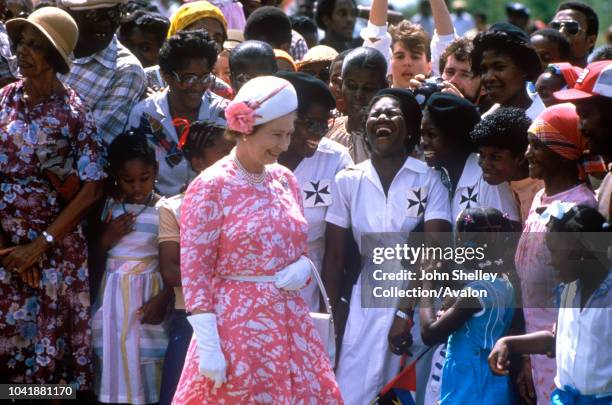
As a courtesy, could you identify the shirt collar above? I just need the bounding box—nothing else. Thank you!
[591,269,612,301]
[72,36,118,70]
[155,87,214,120]
[457,153,481,188]
[363,156,427,187]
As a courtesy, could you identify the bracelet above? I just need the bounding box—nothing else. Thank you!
[395,309,411,320]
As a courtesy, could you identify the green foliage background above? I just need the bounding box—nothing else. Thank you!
[465,0,611,41]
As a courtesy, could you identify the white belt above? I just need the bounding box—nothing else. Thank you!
[220,274,276,282]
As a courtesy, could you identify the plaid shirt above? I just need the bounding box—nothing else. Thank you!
[0,23,16,81]
[59,36,145,146]
[290,30,308,62]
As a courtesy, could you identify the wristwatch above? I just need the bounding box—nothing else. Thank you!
[42,231,54,245]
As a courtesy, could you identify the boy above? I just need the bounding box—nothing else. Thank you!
[470,107,543,224]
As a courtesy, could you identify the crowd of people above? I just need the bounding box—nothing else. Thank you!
[0,0,610,404]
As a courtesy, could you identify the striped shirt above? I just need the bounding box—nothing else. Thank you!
[59,36,146,146]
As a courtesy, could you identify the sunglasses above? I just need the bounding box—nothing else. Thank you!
[172,71,215,88]
[550,20,582,36]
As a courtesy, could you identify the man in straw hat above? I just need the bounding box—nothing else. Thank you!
[58,0,145,146]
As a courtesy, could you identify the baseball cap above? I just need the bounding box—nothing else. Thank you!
[554,60,612,101]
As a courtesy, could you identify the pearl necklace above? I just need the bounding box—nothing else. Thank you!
[233,155,267,185]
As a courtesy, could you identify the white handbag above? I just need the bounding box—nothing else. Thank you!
[308,261,336,366]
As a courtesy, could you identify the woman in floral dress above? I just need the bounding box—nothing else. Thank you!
[0,8,106,388]
[174,76,342,404]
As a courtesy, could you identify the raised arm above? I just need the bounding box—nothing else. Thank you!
[429,0,458,76]
[361,0,392,72]
[430,0,454,36]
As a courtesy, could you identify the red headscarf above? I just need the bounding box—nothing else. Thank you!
[529,103,606,179]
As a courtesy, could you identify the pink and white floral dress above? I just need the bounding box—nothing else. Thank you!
[514,183,596,404]
[173,153,343,404]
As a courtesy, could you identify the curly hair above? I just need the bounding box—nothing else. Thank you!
[471,30,542,82]
[439,37,473,74]
[470,107,531,156]
[389,21,431,61]
[159,29,218,74]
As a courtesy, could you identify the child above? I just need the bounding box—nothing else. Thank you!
[489,205,612,404]
[93,131,171,404]
[420,207,516,405]
[535,63,583,107]
[157,121,234,405]
[470,107,543,225]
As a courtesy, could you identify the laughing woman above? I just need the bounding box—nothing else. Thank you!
[0,8,105,387]
[322,88,452,404]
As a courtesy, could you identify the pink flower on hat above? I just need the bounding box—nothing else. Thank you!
[225,101,261,134]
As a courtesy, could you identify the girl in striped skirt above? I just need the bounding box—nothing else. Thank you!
[93,131,172,404]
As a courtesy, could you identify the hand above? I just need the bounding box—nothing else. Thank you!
[409,74,427,91]
[21,268,40,289]
[2,240,46,277]
[441,81,465,98]
[274,256,312,291]
[138,290,172,325]
[516,356,537,405]
[101,212,135,250]
[488,338,511,375]
[187,313,227,388]
[388,314,413,355]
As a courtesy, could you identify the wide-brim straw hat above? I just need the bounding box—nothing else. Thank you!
[6,7,78,73]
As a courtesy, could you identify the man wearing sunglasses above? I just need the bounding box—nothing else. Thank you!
[550,1,599,68]
[59,0,146,146]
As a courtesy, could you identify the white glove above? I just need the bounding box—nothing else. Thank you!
[187,313,227,388]
[274,255,313,291]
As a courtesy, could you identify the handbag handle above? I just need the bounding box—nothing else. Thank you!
[307,258,334,321]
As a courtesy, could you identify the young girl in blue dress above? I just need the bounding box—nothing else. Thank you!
[92,131,171,404]
[419,207,516,405]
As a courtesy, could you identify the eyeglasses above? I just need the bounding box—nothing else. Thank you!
[296,117,333,136]
[550,20,582,36]
[171,71,215,88]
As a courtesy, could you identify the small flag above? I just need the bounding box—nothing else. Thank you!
[371,347,432,405]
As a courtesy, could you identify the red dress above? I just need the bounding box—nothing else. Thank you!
[174,154,342,404]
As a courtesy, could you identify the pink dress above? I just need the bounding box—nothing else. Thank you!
[173,155,343,404]
[514,183,596,404]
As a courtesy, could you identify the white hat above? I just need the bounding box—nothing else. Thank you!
[59,0,126,11]
[226,76,297,135]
